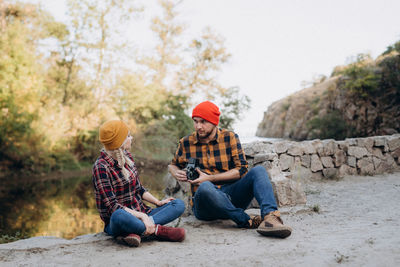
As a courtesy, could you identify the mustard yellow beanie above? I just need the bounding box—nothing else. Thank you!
[99,120,129,150]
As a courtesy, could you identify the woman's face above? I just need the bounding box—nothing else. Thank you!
[122,133,133,150]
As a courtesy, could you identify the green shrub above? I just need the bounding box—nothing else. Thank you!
[340,63,380,98]
[307,110,352,140]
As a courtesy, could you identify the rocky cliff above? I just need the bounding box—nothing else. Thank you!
[256,46,400,140]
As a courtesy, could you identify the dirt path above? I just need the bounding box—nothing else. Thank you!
[1,173,399,266]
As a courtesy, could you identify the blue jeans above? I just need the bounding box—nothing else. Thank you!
[105,199,185,237]
[193,166,277,227]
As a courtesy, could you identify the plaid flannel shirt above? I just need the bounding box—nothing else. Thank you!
[92,150,151,226]
[172,128,248,194]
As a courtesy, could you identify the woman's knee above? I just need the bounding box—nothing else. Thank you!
[110,208,126,221]
[110,208,146,235]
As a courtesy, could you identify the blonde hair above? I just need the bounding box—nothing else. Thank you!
[105,137,134,181]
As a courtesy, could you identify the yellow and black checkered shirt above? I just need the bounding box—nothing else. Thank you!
[171,128,248,193]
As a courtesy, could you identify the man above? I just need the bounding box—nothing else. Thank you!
[168,101,292,238]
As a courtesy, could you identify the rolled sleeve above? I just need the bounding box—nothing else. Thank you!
[137,182,148,197]
[231,133,248,177]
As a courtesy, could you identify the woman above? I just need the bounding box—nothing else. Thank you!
[92,120,186,247]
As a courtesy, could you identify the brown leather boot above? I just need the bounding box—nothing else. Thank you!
[256,210,292,238]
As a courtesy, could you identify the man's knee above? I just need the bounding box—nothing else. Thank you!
[195,181,217,199]
[171,198,185,214]
[249,165,270,180]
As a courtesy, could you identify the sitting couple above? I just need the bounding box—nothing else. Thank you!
[92,101,292,247]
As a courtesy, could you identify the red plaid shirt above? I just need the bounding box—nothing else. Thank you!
[92,150,151,226]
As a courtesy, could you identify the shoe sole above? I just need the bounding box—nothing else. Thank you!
[257,226,292,238]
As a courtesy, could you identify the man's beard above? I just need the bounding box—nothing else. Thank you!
[197,127,215,140]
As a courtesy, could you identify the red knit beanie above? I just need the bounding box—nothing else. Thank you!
[192,101,221,125]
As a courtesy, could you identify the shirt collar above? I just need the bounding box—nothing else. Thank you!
[100,149,117,167]
[193,128,221,144]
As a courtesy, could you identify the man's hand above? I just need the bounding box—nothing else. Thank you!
[169,165,188,182]
[188,168,211,185]
[157,197,175,207]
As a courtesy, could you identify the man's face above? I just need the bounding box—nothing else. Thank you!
[193,117,216,139]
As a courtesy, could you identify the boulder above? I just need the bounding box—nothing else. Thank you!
[270,172,307,206]
[357,137,374,153]
[333,150,346,167]
[287,144,304,156]
[274,142,290,154]
[301,154,311,168]
[373,136,387,147]
[348,146,369,159]
[388,135,400,151]
[347,156,357,167]
[291,165,313,181]
[316,140,336,156]
[310,154,323,172]
[321,156,334,168]
[322,168,338,179]
[391,148,400,164]
[338,164,357,177]
[279,154,294,171]
[357,157,375,175]
[301,141,316,154]
[254,153,277,164]
[243,141,274,157]
[164,173,192,215]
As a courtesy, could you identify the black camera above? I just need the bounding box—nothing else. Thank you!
[186,158,199,180]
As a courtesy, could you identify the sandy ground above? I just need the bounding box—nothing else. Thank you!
[1,173,399,266]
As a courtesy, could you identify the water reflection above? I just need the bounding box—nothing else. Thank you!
[0,169,166,242]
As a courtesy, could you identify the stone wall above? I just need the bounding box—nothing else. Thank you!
[244,134,400,180]
[164,134,400,211]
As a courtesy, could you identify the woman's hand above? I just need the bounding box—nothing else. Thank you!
[157,197,175,207]
[139,213,156,236]
[124,208,156,235]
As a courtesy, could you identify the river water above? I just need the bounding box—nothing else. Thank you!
[0,168,167,242]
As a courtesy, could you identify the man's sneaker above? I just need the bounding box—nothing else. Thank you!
[116,233,141,247]
[247,215,262,229]
[256,210,292,238]
[154,225,185,242]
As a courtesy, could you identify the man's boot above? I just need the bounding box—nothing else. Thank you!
[257,210,292,238]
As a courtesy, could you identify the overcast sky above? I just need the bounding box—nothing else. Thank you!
[33,0,400,138]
